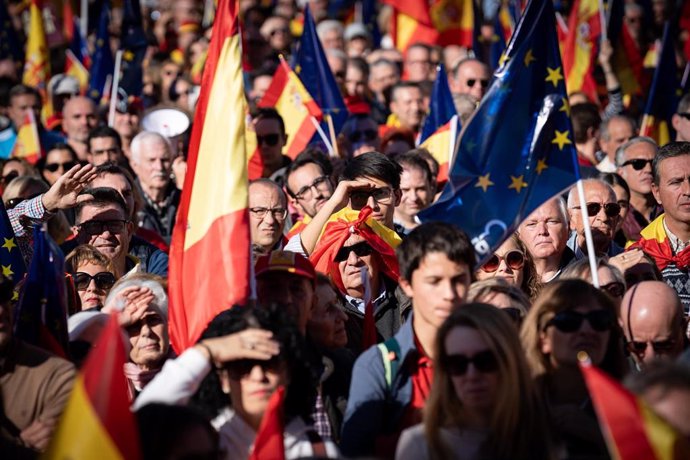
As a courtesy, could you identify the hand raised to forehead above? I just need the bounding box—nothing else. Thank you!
[42,163,98,211]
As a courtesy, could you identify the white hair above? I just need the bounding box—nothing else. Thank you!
[104,277,168,320]
[316,20,344,41]
[130,131,172,164]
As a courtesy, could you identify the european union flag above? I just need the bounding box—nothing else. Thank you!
[88,2,115,103]
[292,5,349,138]
[14,226,69,358]
[0,0,21,62]
[119,0,148,98]
[419,63,458,144]
[0,202,26,287]
[418,0,579,262]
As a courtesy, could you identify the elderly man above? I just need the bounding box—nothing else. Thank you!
[403,43,433,82]
[619,281,685,369]
[518,197,575,283]
[0,275,75,454]
[87,126,125,166]
[567,179,625,258]
[249,179,288,257]
[62,96,98,160]
[316,19,345,51]
[387,82,425,135]
[616,137,661,241]
[285,151,334,237]
[393,153,434,233]
[450,57,490,101]
[130,131,179,243]
[631,142,690,312]
[596,115,636,172]
[671,93,690,142]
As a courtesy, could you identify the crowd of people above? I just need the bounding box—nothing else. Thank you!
[1,0,690,458]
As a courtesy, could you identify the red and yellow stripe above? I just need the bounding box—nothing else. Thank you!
[12,112,42,164]
[562,0,600,101]
[420,121,452,184]
[168,0,251,353]
[23,0,50,100]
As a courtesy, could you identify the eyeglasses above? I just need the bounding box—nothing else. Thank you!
[444,350,499,376]
[256,133,281,147]
[544,309,614,333]
[466,78,489,88]
[5,192,41,210]
[334,241,374,262]
[74,272,117,291]
[600,281,625,298]
[45,161,78,173]
[621,158,653,171]
[294,175,330,200]
[677,113,690,120]
[480,250,525,273]
[348,129,378,144]
[626,339,677,356]
[350,187,393,209]
[225,357,284,379]
[571,202,621,218]
[249,207,288,220]
[79,219,129,235]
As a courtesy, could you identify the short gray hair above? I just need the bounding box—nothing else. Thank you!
[614,136,657,167]
[105,276,168,320]
[316,20,344,41]
[130,131,172,164]
[600,115,635,141]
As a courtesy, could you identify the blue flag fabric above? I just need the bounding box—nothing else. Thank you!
[419,63,458,145]
[0,0,22,62]
[69,16,90,66]
[418,0,579,263]
[14,226,69,358]
[119,0,148,98]
[88,2,115,103]
[292,5,348,137]
[0,202,26,286]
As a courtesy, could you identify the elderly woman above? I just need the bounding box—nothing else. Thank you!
[102,274,172,396]
[65,245,118,311]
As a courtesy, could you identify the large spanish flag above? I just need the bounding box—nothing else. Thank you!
[259,57,323,159]
[11,112,42,164]
[562,0,601,101]
[579,359,690,460]
[168,0,251,353]
[22,0,50,99]
[44,315,141,459]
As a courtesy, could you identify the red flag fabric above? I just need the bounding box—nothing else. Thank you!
[249,385,286,460]
[562,0,601,102]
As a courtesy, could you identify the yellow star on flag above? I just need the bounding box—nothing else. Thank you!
[545,66,564,87]
[536,159,549,174]
[2,237,16,252]
[11,290,18,301]
[552,130,572,150]
[559,97,570,117]
[508,175,528,193]
[2,265,13,278]
[475,174,494,192]
[523,49,536,67]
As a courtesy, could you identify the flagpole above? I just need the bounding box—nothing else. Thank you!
[575,179,600,287]
[681,62,690,90]
[310,116,335,157]
[598,0,608,42]
[108,50,124,127]
[80,0,88,38]
[447,114,459,168]
[326,114,340,157]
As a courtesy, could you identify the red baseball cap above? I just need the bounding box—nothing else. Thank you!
[255,250,316,281]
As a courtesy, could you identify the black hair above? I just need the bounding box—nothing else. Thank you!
[598,172,630,198]
[653,141,690,185]
[341,151,402,190]
[389,81,421,103]
[395,151,433,184]
[397,222,475,281]
[284,148,334,197]
[75,187,129,223]
[190,305,319,423]
[251,107,286,135]
[36,143,80,177]
[8,84,41,102]
[87,125,123,151]
[570,103,601,143]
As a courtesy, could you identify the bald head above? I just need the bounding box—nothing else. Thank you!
[62,96,98,143]
[620,281,685,367]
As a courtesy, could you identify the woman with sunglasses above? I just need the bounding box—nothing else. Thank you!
[65,244,118,311]
[37,143,79,186]
[521,279,627,459]
[476,234,541,300]
[561,257,627,307]
[396,303,554,460]
[467,278,530,327]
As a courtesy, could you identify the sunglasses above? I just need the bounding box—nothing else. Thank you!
[334,241,374,262]
[545,309,614,333]
[626,339,677,356]
[600,281,625,298]
[348,129,378,144]
[44,161,78,173]
[74,272,117,291]
[79,219,129,235]
[621,158,653,171]
[480,250,525,273]
[445,350,499,376]
[225,357,284,379]
[256,133,281,147]
[5,192,41,210]
[466,78,489,88]
[572,202,621,218]
[1,171,18,184]
[677,113,690,120]
[349,187,393,209]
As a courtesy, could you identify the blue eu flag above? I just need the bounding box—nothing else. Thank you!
[292,5,348,138]
[0,202,26,287]
[88,2,115,103]
[419,63,458,145]
[119,0,148,98]
[418,0,579,262]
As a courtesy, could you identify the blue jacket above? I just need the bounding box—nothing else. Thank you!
[340,317,417,458]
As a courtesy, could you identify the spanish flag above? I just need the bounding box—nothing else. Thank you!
[22,0,50,99]
[259,57,323,159]
[43,315,141,459]
[249,386,286,460]
[168,0,251,353]
[562,0,601,101]
[579,358,690,460]
[11,111,41,164]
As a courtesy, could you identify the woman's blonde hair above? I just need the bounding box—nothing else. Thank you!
[424,303,553,460]
[65,244,115,274]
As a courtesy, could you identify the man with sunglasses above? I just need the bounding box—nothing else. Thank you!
[566,179,625,259]
[450,57,490,101]
[671,94,690,142]
[616,137,662,241]
[620,281,686,369]
[252,108,290,182]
